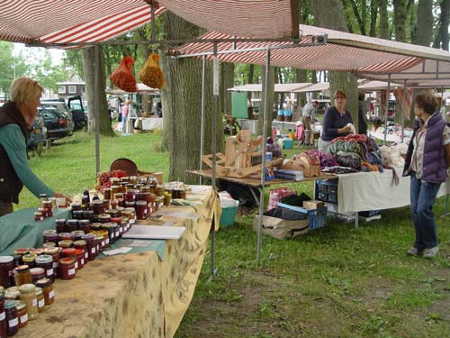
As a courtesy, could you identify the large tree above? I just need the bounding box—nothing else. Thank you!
[82,46,114,136]
[413,0,433,46]
[312,0,359,130]
[160,12,223,183]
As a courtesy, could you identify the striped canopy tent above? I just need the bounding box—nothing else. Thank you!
[175,24,450,78]
[293,82,330,93]
[0,0,298,45]
[228,83,311,92]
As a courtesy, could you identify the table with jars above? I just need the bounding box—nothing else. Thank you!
[0,182,220,338]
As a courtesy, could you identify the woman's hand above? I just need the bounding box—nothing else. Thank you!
[338,125,352,134]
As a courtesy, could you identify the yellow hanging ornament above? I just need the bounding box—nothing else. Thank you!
[139,53,164,89]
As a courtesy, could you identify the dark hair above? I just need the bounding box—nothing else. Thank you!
[415,94,438,115]
[313,100,319,105]
[358,92,365,101]
[335,90,347,99]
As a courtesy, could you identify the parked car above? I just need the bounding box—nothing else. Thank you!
[28,114,48,154]
[37,106,73,140]
[67,96,88,130]
[40,100,75,134]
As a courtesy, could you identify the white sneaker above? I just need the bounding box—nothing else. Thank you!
[407,247,420,256]
[423,247,439,259]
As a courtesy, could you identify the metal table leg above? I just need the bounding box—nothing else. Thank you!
[354,212,359,228]
[249,187,261,208]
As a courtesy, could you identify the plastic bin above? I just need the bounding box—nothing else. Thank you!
[315,179,338,204]
[277,202,327,230]
[220,199,239,227]
[282,138,293,149]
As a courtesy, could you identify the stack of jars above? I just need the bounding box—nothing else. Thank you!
[33,194,56,222]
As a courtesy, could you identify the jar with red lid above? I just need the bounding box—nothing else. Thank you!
[0,256,15,288]
[4,300,18,336]
[73,249,85,269]
[35,255,54,282]
[61,248,77,259]
[29,268,45,284]
[74,240,88,261]
[0,293,6,338]
[42,230,59,243]
[58,258,76,280]
[135,201,148,220]
[15,301,28,329]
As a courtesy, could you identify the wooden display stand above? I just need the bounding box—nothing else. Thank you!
[202,130,282,178]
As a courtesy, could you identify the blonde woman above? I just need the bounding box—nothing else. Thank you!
[0,77,69,216]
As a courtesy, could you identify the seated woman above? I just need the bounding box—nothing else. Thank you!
[319,90,354,152]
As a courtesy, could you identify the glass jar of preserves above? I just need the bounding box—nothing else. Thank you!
[18,284,37,320]
[55,219,66,233]
[58,258,76,280]
[58,232,74,241]
[35,279,54,306]
[61,248,77,262]
[0,293,6,338]
[71,210,84,220]
[73,240,88,261]
[43,248,60,277]
[73,249,85,269]
[14,266,32,286]
[98,214,111,224]
[71,230,85,241]
[78,220,91,233]
[29,268,45,284]
[34,211,44,221]
[66,220,78,232]
[4,300,18,336]
[103,188,112,201]
[35,255,54,282]
[135,201,148,220]
[0,256,15,288]
[57,240,73,249]
[42,230,59,243]
[15,301,28,329]
[42,242,56,249]
[35,288,45,313]
[4,288,20,301]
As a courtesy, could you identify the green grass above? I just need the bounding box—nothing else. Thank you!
[20,131,450,337]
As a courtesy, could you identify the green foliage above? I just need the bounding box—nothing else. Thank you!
[0,42,29,95]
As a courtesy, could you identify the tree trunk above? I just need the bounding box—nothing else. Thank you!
[295,69,307,108]
[82,46,114,136]
[160,13,223,183]
[414,0,433,46]
[220,62,234,115]
[379,0,389,39]
[439,0,450,50]
[369,0,379,37]
[312,0,359,131]
[258,64,274,137]
[393,0,408,41]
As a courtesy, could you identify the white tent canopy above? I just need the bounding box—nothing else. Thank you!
[228,83,311,93]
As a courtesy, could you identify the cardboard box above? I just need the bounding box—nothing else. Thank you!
[302,200,325,210]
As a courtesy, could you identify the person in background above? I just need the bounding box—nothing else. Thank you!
[358,92,368,135]
[0,77,70,217]
[403,93,450,258]
[121,99,130,134]
[319,90,353,152]
[302,100,318,146]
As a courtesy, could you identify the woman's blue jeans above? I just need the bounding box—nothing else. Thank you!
[410,173,441,250]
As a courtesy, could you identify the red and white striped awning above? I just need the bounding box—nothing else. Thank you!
[176,24,450,76]
[0,0,298,45]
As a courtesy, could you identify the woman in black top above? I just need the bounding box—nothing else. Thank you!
[319,90,353,152]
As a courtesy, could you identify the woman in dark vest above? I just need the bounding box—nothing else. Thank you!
[0,77,70,217]
[403,93,450,258]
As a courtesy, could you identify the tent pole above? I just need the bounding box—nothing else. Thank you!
[401,80,407,143]
[384,74,391,145]
[199,55,206,184]
[94,46,101,175]
[257,47,271,265]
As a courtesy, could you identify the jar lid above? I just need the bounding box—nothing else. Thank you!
[73,240,87,247]
[35,278,51,288]
[0,255,14,263]
[22,254,36,262]
[62,248,77,255]
[5,290,20,299]
[5,300,18,309]
[14,248,30,255]
[58,232,73,238]
[30,248,45,255]
[59,257,75,265]
[92,199,103,205]
[15,265,30,272]
[43,242,57,248]
[16,301,26,310]
[6,287,19,293]
[81,233,96,239]
[67,219,79,225]
[44,247,60,254]
[79,220,91,225]
[71,230,85,236]
[30,267,45,275]
[39,193,48,198]
[71,202,81,207]
[38,207,45,212]
[18,284,36,294]
[36,254,53,264]
[55,218,66,223]
[34,212,43,216]
[58,240,74,247]
[35,287,43,296]
[73,248,84,255]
